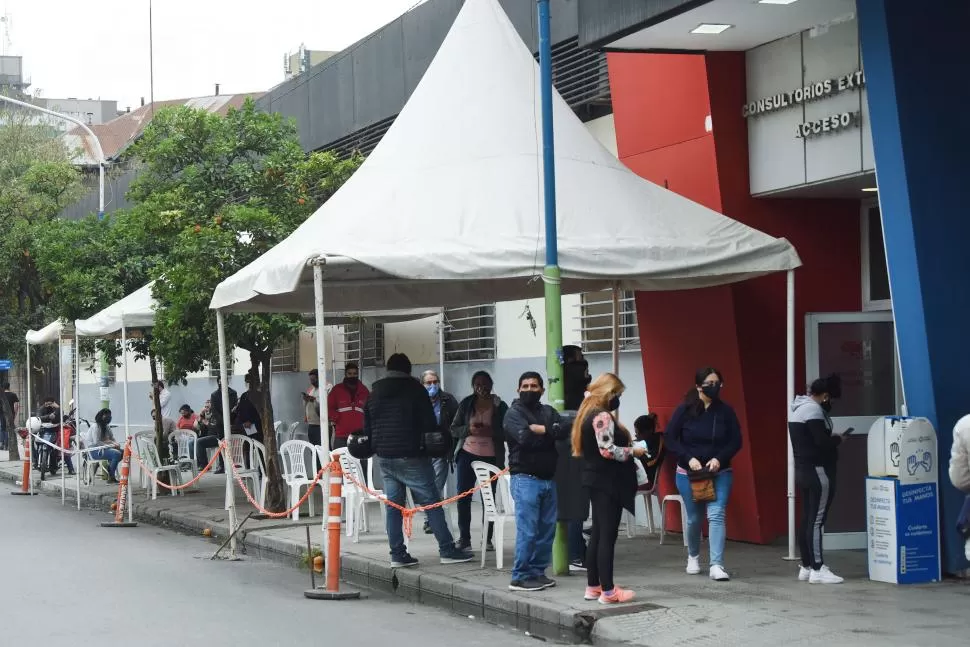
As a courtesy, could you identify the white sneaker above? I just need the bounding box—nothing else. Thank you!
[809,565,844,584]
[798,566,811,582]
[686,555,701,575]
[709,565,730,581]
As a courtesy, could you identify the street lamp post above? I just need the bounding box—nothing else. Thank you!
[0,93,110,409]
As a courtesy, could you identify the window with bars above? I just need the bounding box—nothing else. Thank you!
[578,290,640,354]
[85,352,116,384]
[271,335,301,373]
[342,321,385,368]
[443,304,496,363]
[208,354,234,379]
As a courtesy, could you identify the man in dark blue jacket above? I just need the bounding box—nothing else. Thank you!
[503,371,568,592]
[364,353,473,568]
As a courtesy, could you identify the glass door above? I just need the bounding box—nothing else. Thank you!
[805,311,902,550]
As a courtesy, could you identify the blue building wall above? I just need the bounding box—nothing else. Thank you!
[858,0,970,574]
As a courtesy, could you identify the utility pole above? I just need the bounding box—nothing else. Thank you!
[0,93,110,408]
[536,0,568,575]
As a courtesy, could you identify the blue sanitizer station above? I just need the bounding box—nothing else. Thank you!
[865,417,942,584]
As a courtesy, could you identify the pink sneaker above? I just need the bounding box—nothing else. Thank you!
[599,587,636,605]
[584,586,602,601]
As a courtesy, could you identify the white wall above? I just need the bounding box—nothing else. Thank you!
[746,15,873,195]
[585,113,619,157]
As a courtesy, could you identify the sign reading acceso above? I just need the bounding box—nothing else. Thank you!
[743,69,866,139]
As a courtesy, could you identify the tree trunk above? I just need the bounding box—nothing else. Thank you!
[257,354,286,512]
[149,353,170,484]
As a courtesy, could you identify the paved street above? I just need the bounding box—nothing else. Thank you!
[0,481,539,647]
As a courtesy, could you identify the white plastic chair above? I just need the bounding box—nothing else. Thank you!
[250,439,269,508]
[625,481,660,538]
[330,448,385,542]
[134,434,182,499]
[280,439,320,520]
[289,422,309,443]
[130,430,155,491]
[275,421,292,450]
[224,435,262,507]
[171,429,200,481]
[471,461,513,569]
[659,494,688,547]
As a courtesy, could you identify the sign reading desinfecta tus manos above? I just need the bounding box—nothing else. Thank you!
[743,70,866,139]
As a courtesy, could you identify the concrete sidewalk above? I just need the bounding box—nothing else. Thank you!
[2,456,967,646]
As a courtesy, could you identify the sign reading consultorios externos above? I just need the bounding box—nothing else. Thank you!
[742,70,866,118]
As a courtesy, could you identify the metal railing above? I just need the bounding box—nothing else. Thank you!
[576,290,640,355]
[443,304,496,362]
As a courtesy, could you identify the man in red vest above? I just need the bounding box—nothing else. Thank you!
[327,362,370,449]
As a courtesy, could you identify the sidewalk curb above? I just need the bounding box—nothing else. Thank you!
[1,469,622,644]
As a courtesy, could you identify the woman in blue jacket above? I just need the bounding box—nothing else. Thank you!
[664,367,742,582]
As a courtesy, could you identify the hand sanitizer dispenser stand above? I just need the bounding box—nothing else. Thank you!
[866,417,942,584]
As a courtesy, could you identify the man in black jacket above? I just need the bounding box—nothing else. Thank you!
[788,374,845,585]
[503,371,568,592]
[365,353,473,568]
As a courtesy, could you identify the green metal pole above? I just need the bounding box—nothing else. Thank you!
[537,0,568,576]
[100,354,111,410]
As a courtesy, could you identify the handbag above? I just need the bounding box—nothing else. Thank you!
[688,469,716,502]
[421,430,450,458]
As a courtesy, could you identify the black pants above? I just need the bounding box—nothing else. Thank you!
[455,450,495,544]
[796,464,837,570]
[586,487,623,591]
[195,435,225,471]
[307,424,321,446]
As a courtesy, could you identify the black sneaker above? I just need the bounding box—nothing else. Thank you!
[486,541,495,552]
[423,520,433,534]
[508,578,545,592]
[391,554,419,568]
[569,559,587,572]
[440,548,474,565]
[455,539,472,551]
[536,575,557,589]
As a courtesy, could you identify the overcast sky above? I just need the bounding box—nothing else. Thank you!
[6,0,423,111]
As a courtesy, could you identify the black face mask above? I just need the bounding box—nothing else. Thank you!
[821,400,832,413]
[701,383,721,400]
[519,391,541,407]
[608,396,621,411]
[344,377,359,387]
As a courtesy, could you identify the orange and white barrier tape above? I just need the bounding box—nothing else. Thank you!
[130,440,226,492]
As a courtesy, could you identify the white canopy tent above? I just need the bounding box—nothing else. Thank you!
[24,319,77,506]
[209,0,804,557]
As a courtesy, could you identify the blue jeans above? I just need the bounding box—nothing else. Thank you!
[510,474,557,582]
[380,457,456,558]
[675,470,734,566]
[425,457,450,524]
[89,447,122,479]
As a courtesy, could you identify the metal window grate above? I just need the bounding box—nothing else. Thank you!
[270,335,300,373]
[342,321,385,368]
[443,304,496,363]
[577,290,640,355]
[208,354,234,379]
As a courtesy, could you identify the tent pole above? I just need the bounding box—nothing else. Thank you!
[26,342,33,496]
[59,336,65,505]
[438,308,446,391]
[216,310,238,558]
[611,285,620,376]
[75,330,81,510]
[537,0,567,576]
[785,270,797,561]
[313,263,331,458]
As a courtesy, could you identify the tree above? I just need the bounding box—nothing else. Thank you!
[126,100,361,509]
[0,108,84,458]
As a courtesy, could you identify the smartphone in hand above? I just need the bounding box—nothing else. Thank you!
[842,427,855,436]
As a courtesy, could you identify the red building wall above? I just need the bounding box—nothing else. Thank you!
[608,52,862,543]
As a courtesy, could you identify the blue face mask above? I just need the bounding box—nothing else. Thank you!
[426,384,440,398]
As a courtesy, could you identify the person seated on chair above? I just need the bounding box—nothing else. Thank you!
[88,408,122,484]
[152,409,180,461]
[633,414,665,491]
[171,405,199,469]
[194,400,225,474]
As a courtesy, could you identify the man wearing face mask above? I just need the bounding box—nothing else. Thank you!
[327,362,370,450]
[421,369,459,534]
[788,374,845,585]
[559,345,592,571]
[504,372,569,592]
